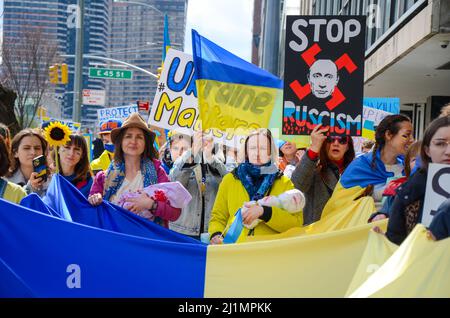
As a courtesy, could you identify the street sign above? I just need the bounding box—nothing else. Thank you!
[83,89,106,106]
[89,67,133,80]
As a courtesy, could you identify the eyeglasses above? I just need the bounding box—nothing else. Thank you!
[326,136,349,145]
[100,121,120,131]
[431,140,450,149]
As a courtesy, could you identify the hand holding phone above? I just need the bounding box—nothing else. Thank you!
[32,155,47,183]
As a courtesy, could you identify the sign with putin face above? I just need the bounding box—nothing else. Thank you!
[282,16,366,136]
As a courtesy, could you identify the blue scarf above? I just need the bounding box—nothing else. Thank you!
[103,158,158,201]
[236,162,278,201]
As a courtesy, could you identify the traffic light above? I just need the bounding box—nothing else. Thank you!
[49,65,58,84]
[60,63,68,84]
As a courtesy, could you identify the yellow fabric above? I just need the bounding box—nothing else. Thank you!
[349,225,450,298]
[208,173,303,243]
[244,182,377,240]
[317,182,376,231]
[204,221,385,297]
[196,79,281,132]
[3,181,27,204]
[345,229,397,297]
[90,150,112,172]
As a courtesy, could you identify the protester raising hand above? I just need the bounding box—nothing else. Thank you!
[192,130,204,159]
[310,124,329,153]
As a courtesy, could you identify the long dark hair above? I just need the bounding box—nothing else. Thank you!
[0,136,11,177]
[420,116,450,170]
[318,136,355,177]
[113,127,158,163]
[57,135,92,184]
[371,114,411,168]
[8,128,48,176]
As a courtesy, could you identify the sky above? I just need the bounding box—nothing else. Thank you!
[184,0,254,62]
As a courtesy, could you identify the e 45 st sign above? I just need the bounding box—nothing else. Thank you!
[89,67,133,80]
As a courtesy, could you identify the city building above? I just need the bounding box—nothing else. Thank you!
[255,0,450,138]
[106,0,187,110]
[2,0,111,130]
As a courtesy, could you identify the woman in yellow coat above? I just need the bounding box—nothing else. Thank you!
[209,129,303,244]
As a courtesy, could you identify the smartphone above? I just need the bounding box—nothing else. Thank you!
[32,155,47,182]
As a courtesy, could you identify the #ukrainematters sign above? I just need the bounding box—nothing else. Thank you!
[283,16,366,136]
[422,163,450,227]
[149,48,245,148]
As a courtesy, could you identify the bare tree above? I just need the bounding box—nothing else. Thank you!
[1,27,59,131]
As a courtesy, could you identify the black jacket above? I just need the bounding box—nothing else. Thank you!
[386,169,427,245]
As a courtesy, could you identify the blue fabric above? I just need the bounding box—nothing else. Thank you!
[20,193,61,218]
[236,162,278,201]
[276,139,287,149]
[340,149,404,189]
[42,174,199,244]
[104,158,158,202]
[223,209,244,244]
[0,197,207,297]
[0,256,35,297]
[192,29,283,89]
[61,173,93,198]
[104,143,115,153]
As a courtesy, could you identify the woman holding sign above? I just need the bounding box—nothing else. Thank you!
[88,113,181,228]
[208,128,303,244]
[386,116,450,244]
[291,124,355,225]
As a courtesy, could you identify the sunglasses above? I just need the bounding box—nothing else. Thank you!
[326,136,349,145]
[101,121,120,131]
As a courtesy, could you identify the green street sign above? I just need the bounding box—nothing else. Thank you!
[89,68,133,80]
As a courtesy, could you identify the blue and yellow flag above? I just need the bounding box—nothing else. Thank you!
[321,149,404,224]
[192,30,282,132]
[162,14,171,62]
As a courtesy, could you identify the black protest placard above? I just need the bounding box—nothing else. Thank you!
[282,16,366,136]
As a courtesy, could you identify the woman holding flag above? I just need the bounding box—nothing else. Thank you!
[208,128,303,244]
[320,114,413,223]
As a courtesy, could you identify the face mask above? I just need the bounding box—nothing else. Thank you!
[226,155,236,164]
[104,143,115,153]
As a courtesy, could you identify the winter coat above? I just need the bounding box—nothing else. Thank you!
[291,152,340,225]
[208,170,303,243]
[169,150,228,237]
[386,168,427,245]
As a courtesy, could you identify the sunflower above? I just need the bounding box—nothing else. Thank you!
[44,121,72,147]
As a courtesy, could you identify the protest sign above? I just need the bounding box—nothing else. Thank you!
[97,105,138,122]
[148,48,246,149]
[362,97,400,140]
[422,163,450,227]
[283,16,366,136]
[41,116,81,133]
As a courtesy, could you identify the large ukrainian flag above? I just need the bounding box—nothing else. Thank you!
[0,175,448,297]
[191,30,282,132]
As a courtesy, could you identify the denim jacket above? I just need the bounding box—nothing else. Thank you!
[168,149,228,236]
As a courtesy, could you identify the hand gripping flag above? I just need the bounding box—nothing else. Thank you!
[192,30,283,133]
[223,208,244,244]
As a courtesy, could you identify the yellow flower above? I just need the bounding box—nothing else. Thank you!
[44,121,71,147]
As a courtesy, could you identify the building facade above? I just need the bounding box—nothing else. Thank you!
[2,0,111,130]
[255,0,450,138]
[106,0,187,110]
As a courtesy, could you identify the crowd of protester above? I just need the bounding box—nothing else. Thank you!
[1,104,449,245]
